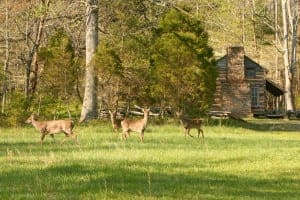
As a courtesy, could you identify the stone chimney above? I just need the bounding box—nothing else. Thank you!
[227,46,245,82]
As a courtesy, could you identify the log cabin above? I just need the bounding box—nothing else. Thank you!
[211,46,284,118]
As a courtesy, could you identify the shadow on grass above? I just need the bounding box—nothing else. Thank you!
[0,160,299,199]
[207,118,300,132]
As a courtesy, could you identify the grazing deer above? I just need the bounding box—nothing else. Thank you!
[25,114,78,145]
[176,111,204,140]
[108,110,122,132]
[121,108,150,142]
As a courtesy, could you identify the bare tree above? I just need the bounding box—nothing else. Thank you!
[1,0,9,113]
[20,0,51,105]
[79,0,99,122]
[281,0,299,111]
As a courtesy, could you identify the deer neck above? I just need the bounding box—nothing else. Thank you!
[179,115,186,125]
[178,115,184,121]
[143,112,149,123]
[110,114,115,122]
[32,119,42,129]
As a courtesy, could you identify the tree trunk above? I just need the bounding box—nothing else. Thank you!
[25,0,50,107]
[2,0,9,113]
[274,0,279,82]
[274,0,280,110]
[251,0,258,51]
[297,1,300,95]
[79,0,99,122]
[290,0,299,88]
[282,0,295,111]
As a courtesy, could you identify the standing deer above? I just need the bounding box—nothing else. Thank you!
[176,111,204,140]
[121,108,150,142]
[108,110,122,132]
[25,114,78,145]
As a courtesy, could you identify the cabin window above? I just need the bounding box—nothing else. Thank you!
[246,68,256,78]
[251,87,259,107]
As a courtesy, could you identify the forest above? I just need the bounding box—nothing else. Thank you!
[0,0,299,125]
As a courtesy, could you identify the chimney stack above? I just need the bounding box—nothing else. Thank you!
[227,46,245,82]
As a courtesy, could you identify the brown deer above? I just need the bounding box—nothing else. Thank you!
[176,111,204,140]
[25,114,78,145]
[108,110,122,132]
[121,108,150,142]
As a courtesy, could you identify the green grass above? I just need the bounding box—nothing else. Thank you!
[0,119,300,199]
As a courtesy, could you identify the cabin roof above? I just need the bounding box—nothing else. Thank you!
[216,55,268,72]
[216,55,284,97]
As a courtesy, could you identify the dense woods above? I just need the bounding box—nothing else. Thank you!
[0,0,299,125]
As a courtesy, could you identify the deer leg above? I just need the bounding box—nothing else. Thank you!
[200,128,204,140]
[184,128,187,138]
[74,133,78,145]
[40,134,46,144]
[187,129,193,138]
[68,130,78,144]
[122,131,128,141]
[60,133,71,145]
[140,131,144,143]
[60,137,67,145]
[70,132,78,145]
[61,130,78,145]
[198,128,204,142]
[50,134,55,142]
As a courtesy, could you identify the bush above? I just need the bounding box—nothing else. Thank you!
[0,93,30,127]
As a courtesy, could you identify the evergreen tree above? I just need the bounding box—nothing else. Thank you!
[151,8,217,115]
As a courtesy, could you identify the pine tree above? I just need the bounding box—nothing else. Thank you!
[151,8,217,115]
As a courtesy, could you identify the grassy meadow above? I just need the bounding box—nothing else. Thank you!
[0,119,299,199]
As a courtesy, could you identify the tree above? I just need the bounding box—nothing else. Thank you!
[151,8,217,115]
[1,0,9,113]
[80,0,99,122]
[25,0,51,104]
[38,28,79,118]
[94,0,165,111]
[281,0,299,111]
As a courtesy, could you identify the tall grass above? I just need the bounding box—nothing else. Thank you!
[0,119,299,199]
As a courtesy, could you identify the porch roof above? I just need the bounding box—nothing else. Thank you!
[266,79,284,97]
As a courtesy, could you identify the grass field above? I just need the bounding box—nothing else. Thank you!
[0,119,299,199]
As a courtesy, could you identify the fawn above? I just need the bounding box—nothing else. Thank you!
[176,111,204,140]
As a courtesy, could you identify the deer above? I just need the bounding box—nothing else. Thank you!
[25,114,78,145]
[176,111,204,140]
[121,108,150,142]
[108,110,122,132]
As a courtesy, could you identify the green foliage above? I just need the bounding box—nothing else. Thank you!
[36,28,81,117]
[92,42,125,109]
[94,43,123,77]
[0,92,30,126]
[38,28,76,98]
[151,9,217,115]
[95,0,164,108]
[94,6,216,114]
